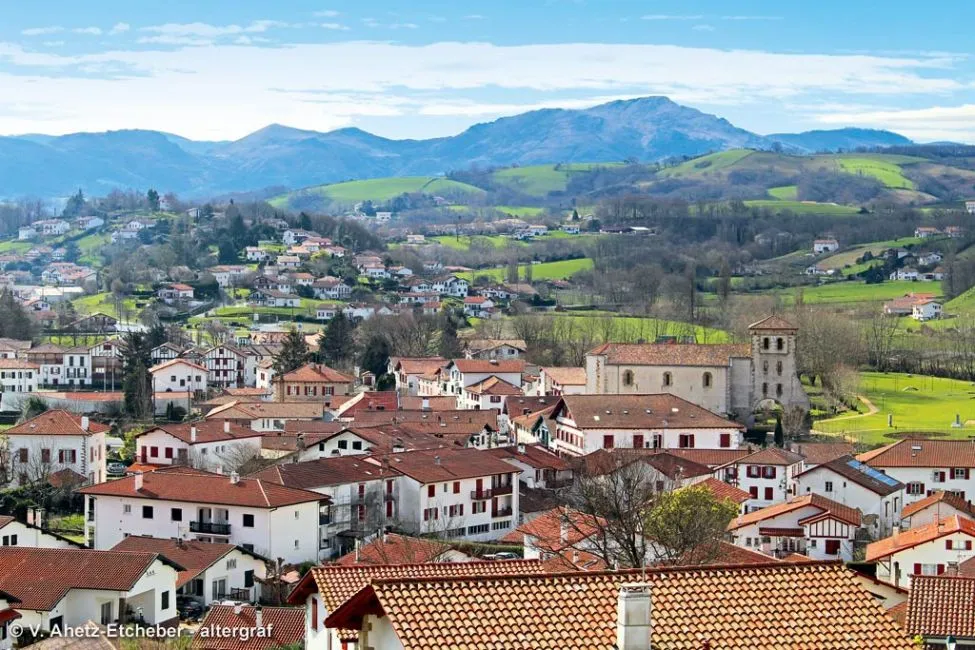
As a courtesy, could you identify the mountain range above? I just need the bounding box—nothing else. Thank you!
[0,97,912,199]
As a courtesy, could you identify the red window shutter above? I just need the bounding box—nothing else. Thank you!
[770,467,777,479]
[719,433,730,448]
[603,435,614,449]
[386,500,393,518]
[913,563,922,575]
[689,434,695,448]
[967,469,971,480]
[749,486,758,498]
[633,435,644,449]
[966,541,973,550]
[937,564,945,575]
[921,483,926,494]
[947,540,954,550]
[453,481,460,494]
[427,485,435,498]
[311,598,318,630]
[764,487,774,500]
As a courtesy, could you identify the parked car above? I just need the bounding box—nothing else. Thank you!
[484,552,520,560]
[177,596,204,621]
[106,462,128,476]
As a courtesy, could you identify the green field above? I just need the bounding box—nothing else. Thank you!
[816,237,923,271]
[271,176,486,208]
[494,206,547,217]
[744,200,860,216]
[775,280,940,305]
[467,258,594,282]
[832,156,916,190]
[431,235,511,251]
[553,312,730,343]
[659,149,756,178]
[76,232,111,266]
[72,292,141,320]
[492,163,625,197]
[0,240,31,254]
[816,372,975,445]
[768,185,798,200]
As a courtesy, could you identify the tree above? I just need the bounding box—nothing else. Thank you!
[643,484,739,566]
[717,260,731,303]
[438,316,463,358]
[319,313,355,367]
[273,329,311,375]
[506,259,519,284]
[120,332,153,420]
[62,189,86,218]
[18,396,49,423]
[360,332,391,378]
[0,290,37,340]
[773,415,785,448]
[147,188,160,212]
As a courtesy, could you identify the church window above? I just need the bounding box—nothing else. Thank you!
[762,360,769,374]
[762,337,770,350]
[703,372,712,388]
[776,338,785,351]
[776,361,783,376]
[762,382,768,396]
[622,370,634,387]
[663,372,672,387]
[776,384,783,398]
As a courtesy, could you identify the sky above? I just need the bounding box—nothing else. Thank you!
[2,0,975,142]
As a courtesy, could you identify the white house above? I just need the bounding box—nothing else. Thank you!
[208,265,248,288]
[133,422,263,473]
[859,439,975,505]
[157,283,194,304]
[714,447,805,511]
[901,490,975,529]
[33,219,70,237]
[149,358,208,396]
[794,455,905,537]
[537,367,587,396]
[245,247,271,262]
[0,547,179,632]
[442,359,525,398]
[276,255,301,269]
[547,394,745,457]
[76,216,104,231]
[912,299,942,321]
[460,376,523,412]
[250,289,301,308]
[316,304,339,321]
[483,444,573,490]
[78,466,327,564]
[727,493,862,561]
[463,296,495,318]
[813,238,840,254]
[390,357,447,395]
[0,515,80,549]
[17,226,36,240]
[203,345,247,389]
[312,277,352,301]
[111,536,266,606]
[0,359,38,403]
[866,515,975,589]
[3,410,108,488]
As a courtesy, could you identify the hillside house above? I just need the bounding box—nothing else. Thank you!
[250,289,301,308]
[912,299,942,321]
[149,358,208,396]
[883,292,937,316]
[2,411,108,488]
[866,516,975,589]
[312,277,352,300]
[133,422,262,473]
[273,363,353,401]
[157,283,194,304]
[813,238,840,254]
[915,227,941,238]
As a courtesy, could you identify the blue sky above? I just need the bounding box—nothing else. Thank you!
[2,0,974,141]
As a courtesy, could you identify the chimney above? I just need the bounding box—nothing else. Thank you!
[255,605,263,628]
[393,438,405,453]
[434,455,441,466]
[355,538,361,562]
[230,471,240,484]
[422,398,430,410]
[560,519,569,545]
[26,507,35,527]
[224,420,230,433]
[134,472,144,491]
[891,523,901,537]
[190,426,197,443]
[234,604,243,615]
[80,416,90,431]
[617,584,652,650]
[517,443,526,454]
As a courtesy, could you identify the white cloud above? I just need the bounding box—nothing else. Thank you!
[21,26,64,36]
[140,20,289,38]
[692,24,715,32]
[642,15,704,21]
[0,40,965,140]
[42,41,65,48]
[814,104,975,141]
[314,10,340,18]
[73,27,103,35]
[463,14,485,20]
[109,23,131,35]
[320,23,351,31]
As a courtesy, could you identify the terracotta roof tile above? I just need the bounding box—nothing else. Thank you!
[281,363,353,384]
[6,410,110,436]
[729,494,862,530]
[541,366,587,386]
[191,606,304,650]
[587,342,751,366]
[728,446,805,467]
[138,421,262,445]
[110,536,255,587]
[695,477,752,504]
[392,357,448,376]
[906,575,975,639]
[792,442,857,465]
[902,490,975,519]
[381,447,517,483]
[77,467,326,508]
[796,455,905,496]
[149,358,207,373]
[554,394,744,430]
[464,376,523,395]
[247,455,400,490]
[326,562,913,649]
[866,515,975,562]
[206,400,326,420]
[858,437,975,467]
[332,534,455,566]
[0,547,171,610]
[748,315,798,331]
[482,444,571,471]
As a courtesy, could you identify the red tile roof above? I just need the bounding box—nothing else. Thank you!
[281,363,353,384]
[866,515,975,562]
[553,393,744,430]
[514,506,605,552]
[206,400,326,420]
[248,455,400,489]
[541,366,587,386]
[858,438,975,467]
[392,357,447,376]
[906,575,975,640]
[464,376,523,396]
[0,547,178,610]
[696,477,752,504]
[77,467,326,508]
[791,442,857,465]
[6,410,110,436]
[482,444,571,471]
[901,490,975,519]
[288,560,547,641]
[726,446,804,467]
[449,359,526,374]
[748,315,798,331]
[149,358,207,373]
[191,606,305,650]
[587,342,751,366]
[575,449,712,481]
[110,536,257,587]
[338,390,400,416]
[138,421,262,444]
[332,534,456,566]
[326,562,914,649]
[381,447,517,483]
[729,494,862,531]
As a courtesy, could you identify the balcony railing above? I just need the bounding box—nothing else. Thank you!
[471,490,492,500]
[189,521,231,535]
[491,483,513,496]
[492,507,513,518]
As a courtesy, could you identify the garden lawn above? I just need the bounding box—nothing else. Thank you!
[492,163,624,196]
[815,372,975,445]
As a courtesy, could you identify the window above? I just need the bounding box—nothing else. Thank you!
[41,448,51,463]
[702,372,712,388]
[357,504,366,522]
[651,434,663,449]
[633,435,644,449]
[749,486,758,499]
[603,435,614,449]
[161,590,170,611]
[243,569,254,588]
[467,524,490,535]
[100,601,112,625]
[776,361,783,376]
[776,338,784,351]
[954,468,969,480]
[762,382,768,396]
[825,481,833,493]
[171,508,182,521]
[17,448,27,463]
[678,434,695,448]
[123,504,132,515]
[776,384,783,398]
[142,506,154,519]
[906,482,926,495]
[59,449,76,464]
[763,337,770,350]
[311,598,318,630]
[622,370,634,387]
[428,485,436,498]
[164,447,173,459]
[472,501,486,514]
[719,433,731,448]
[150,446,159,458]
[338,440,348,450]
[242,514,254,527]
[662,372,672,387]
[452,481,460,494]
[946,540,954,550]
[764,487,774,500]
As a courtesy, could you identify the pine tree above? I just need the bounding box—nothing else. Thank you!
[773,415,785,448]
[120,332,153,420]
[147,188,160,212]
[273,329,311,375]
[319,314,355,367]
[360,333,391,378]
[438,317,463,358]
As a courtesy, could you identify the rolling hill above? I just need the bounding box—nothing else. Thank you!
[0,96,915,199]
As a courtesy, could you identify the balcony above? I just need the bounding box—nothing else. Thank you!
[492,507,513,518]
[319,513,332,525]
[491,483,513,496]
[189,521,231,535]
[471,490,492,500]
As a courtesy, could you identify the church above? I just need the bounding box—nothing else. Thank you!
[585,315,808,420]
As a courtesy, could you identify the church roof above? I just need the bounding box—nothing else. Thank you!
[749,315,798,331]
